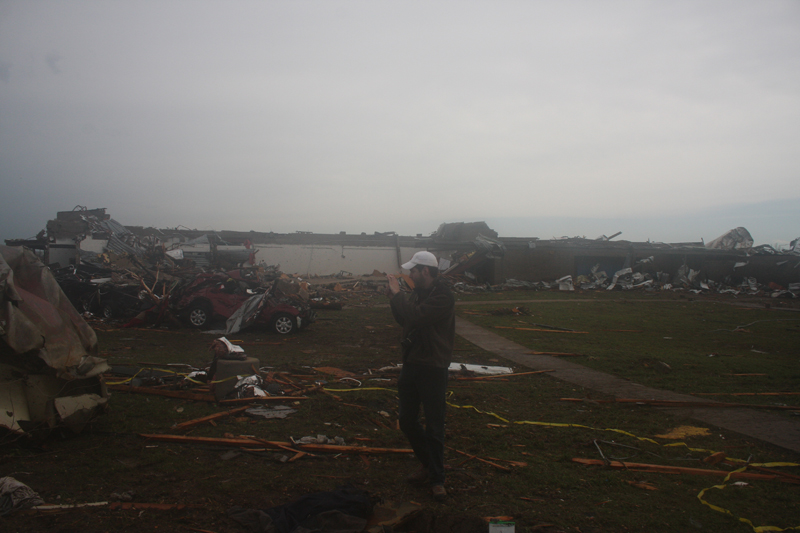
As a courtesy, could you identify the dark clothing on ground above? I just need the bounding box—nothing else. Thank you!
[389,277,455,486]
[227,485,374,533]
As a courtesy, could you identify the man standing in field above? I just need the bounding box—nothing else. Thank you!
[386,251,455,501]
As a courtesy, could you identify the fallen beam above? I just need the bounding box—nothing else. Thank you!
[28,501,200,513]
[139,433,413,455]
[172,406,250,430]
[250,436,311,456]
[572,458,798,482]
[734,463,800,483]
[447,446,512,472]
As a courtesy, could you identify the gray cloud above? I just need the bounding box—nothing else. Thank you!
[0,59,9,82]
[1,1,799,246]
[45,51,61,74]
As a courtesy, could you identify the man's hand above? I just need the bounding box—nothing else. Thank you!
[386,274,401,296]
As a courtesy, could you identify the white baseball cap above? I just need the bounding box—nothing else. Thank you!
[401,251,439,270]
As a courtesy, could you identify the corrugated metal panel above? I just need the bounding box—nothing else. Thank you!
[106,235,142,257]
[183,252,211,267]
[101,218,133,236]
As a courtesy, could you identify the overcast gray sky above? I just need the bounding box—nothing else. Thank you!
[1,1,798,247]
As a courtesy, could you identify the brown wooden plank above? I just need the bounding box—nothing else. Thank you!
[172,406,250,429]
[139,433,413,455]
[572,458,798,482]
[447,446,512,472]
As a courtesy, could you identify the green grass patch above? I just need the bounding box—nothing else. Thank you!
[457,298,800,404]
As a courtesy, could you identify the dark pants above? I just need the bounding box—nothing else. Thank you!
[398,362,449,485]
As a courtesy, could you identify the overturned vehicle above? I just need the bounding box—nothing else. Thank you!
[0,246,108,439]
[169,269,316,334]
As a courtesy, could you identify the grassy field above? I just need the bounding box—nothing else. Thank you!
[454,293,800,404]
[1,289,798,532]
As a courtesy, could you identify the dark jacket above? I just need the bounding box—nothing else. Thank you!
[389,277,455,369]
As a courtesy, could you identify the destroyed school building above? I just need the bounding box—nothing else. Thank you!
[6,207,800,295]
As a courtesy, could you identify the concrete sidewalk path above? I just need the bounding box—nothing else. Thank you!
[456,316,800,454]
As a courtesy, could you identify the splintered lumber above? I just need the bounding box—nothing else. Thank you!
[314,367,357,378]
[172,406,251,430]
[738,464,800,483]
[141,434,278,448]
[572,458,797,482]
[447,446,512,472]
[29,502,200,513]
[488,456,528,468]
[108,384,215,402]
[271,374,304,391]
[139,434,412,455]
[249,437,310,456]
[321,389,343,401]
[703,452,727,465]
[624,480,658,490]
[290,442,413,455]
[559,397,800,411]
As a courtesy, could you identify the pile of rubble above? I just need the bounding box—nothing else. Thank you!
[452,262,800,298]
[54,253,328,334]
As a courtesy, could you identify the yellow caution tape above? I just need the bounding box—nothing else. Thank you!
[445,396,799,533]
[278,382,800,531]
[698,467,800,532]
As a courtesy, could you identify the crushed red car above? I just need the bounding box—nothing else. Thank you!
[170,269,315,334]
